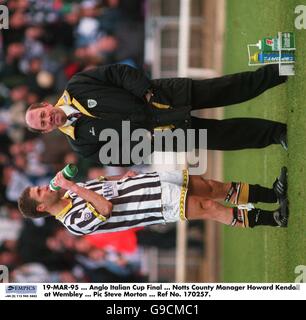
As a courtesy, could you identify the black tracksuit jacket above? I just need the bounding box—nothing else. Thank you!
[63,64,193,165]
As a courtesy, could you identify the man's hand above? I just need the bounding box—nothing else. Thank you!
[53,171,75,190]
[145,89,154,103]
[121,170,138,179]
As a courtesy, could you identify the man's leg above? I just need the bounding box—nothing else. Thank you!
[185,196,288,228]
[191,64,287,109]
[188,176,231,200]
[188,175,279,204]
[185,196,233,225]
[223,167,288,205]
[191,117,287,150]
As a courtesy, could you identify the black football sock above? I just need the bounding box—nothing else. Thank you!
[225,182,277,205]
[248,184,277,203]
[230,208,279,228]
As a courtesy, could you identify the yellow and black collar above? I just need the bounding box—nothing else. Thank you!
[55,90,97,140]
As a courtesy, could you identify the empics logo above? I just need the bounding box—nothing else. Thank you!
[295,5,306,29]
[0,5,9,30]
[5,285,37,294]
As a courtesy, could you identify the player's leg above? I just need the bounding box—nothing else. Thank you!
[188,175,231,200]
[185,196,289,228]
[188,167,287,204]
[190,64,287,109]
[228,200,289,228]
[185,196,234,225]
[224,166,288,205]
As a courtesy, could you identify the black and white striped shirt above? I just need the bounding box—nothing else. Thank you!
[55,172,165,235]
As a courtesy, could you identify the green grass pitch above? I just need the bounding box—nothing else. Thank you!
[222,0,306,282]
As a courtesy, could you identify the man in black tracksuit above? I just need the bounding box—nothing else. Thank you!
[25,63,287,166]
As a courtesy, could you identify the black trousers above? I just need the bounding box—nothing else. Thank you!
[190,64,287,150]
[191,117,286,150]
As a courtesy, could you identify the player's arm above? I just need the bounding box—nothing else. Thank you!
[53,172,112,217]
[105,170,138,181]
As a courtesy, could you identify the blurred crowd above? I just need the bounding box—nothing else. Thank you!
[0,0,149,282]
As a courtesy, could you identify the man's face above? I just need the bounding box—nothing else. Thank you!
[25,102,67,132]
[29,185,60,212]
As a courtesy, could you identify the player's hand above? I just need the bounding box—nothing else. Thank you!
[121,170,138,179]
[53,171,74,190]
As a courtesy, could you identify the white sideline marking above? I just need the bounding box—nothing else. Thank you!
[263,148,269,282]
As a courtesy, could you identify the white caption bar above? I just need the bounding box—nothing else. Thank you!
[0,283,305,300]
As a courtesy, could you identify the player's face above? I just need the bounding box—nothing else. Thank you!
[25,103,67,132]
[30,185,59,211]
